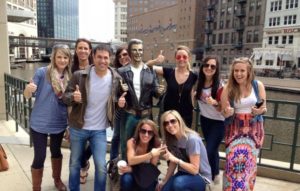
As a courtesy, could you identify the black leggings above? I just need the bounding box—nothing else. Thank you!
[31,128,65,169]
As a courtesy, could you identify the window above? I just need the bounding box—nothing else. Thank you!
[247,31,252,43]
[282,35,287,44]
[288,35,293,44]
[248,17,254,26]
[268,36,273,44]
[231,32,236,43]
[218,33,223,44]
[255,15,260,25]
[269,17,281,26]
[266,60,274,66]
[284,15,297,25]
[227,7,232,14]
[212,34,216,44]
[224,33,229,44]
[253,30,259,42]
[226,20,230,28]
[219,20,224,29]
[250,0,255,11]
[270,0,282,11]
[274,36,279,44]
[286,0,299,9]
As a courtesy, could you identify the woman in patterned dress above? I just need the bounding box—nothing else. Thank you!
[220,57,267,191]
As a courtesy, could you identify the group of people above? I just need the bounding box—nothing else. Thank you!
[24,37,267,191]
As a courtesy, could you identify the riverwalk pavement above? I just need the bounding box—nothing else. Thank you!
[1,120,300,191]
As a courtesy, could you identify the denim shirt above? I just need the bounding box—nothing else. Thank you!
[30,67,68,134]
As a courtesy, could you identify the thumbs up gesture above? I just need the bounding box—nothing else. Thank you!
[73,85,82,103]
[223,101,234,117]
[206,96,218,106]
[118,92,127,108]
[27,79,37,94]
[155,50,165,64]
[120,79,128,92]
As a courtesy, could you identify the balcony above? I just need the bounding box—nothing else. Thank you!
[205,29,213,34]
[205,16,214,22]
[207,4,215,10]
[237,0,247,3]
[233,42,243,49]
[235,10,246,17]
[235,25,245,31]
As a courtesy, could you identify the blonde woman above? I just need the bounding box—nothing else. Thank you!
[221,57,267,191]
[24,44,72,191]
[149,46,197,127]
[158,110,211,191]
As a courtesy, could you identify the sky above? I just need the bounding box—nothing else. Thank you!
[79,0,114,42]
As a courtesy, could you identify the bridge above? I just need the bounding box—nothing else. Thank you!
[8,36,110,50]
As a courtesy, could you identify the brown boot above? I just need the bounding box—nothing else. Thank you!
[31,167,43,191]
[51,157,67,191]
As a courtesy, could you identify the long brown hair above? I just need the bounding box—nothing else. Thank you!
[133,119,160,152]
[227,57,255,102]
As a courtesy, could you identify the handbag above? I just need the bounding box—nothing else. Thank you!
[0,144,9,172]
[106,157,120,191]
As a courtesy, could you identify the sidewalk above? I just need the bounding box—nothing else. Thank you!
[1,120,300,191]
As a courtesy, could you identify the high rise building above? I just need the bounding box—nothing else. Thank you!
[127,0,205,63]
[37,0,79,40]
[204,0,267,71]
[113,0,128,43]
[252,0,300,77]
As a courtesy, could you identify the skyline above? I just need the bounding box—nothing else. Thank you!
[79,0,114,42]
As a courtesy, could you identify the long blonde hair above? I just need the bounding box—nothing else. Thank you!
[47,44,72,81]
[160,110,197,147]
[175,45,192,71]
[227,57,255,102]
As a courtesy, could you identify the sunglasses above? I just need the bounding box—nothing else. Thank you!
[203,63,216,70]
[176,55,188,61]
[139,128,154,136]
[163,119,177,127]
[118,52,128,58]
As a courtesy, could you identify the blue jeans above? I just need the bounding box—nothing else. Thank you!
[69,127,107,191]
[110,110,124,160]
[200,115,225,180]
[120,173,157,191]
[162,171,206,191]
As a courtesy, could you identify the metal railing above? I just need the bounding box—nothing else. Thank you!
[4,73,300,173]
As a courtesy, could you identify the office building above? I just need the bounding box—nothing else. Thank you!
[205,0,266,71]
[113,0,128,43]
[37,0,79,40]
[127,0,205,63]
[252,0,300,77]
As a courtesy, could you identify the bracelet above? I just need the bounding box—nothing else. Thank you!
[177,159,182,166]
[149,151,153,159]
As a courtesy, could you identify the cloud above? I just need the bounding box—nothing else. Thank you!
[79,0,114,42]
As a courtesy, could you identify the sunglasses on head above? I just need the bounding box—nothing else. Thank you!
[139,128,154,136]
[176,55,188,61]
[163,119,177,127]
[203,63,216,70]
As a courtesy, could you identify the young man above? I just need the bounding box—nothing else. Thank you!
[117,38,164,159]
[63,45,122,191]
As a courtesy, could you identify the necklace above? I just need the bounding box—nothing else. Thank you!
[178,83,185,103]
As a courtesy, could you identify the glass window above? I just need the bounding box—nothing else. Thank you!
[282,35,287,44]
[268,36,273,44]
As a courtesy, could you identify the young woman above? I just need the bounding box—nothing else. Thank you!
[149,46,197,128]
[220,57,267,191]
[120,119,165,191]
[24,44,72,191]
[110,46,130,161]
[69,38,94,184]
[196,56,225,183]
[158,110,212,191]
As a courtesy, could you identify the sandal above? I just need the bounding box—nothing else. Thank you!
[80,161,90,184]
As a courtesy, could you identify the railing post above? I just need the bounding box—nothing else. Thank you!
[290,103,300,170]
